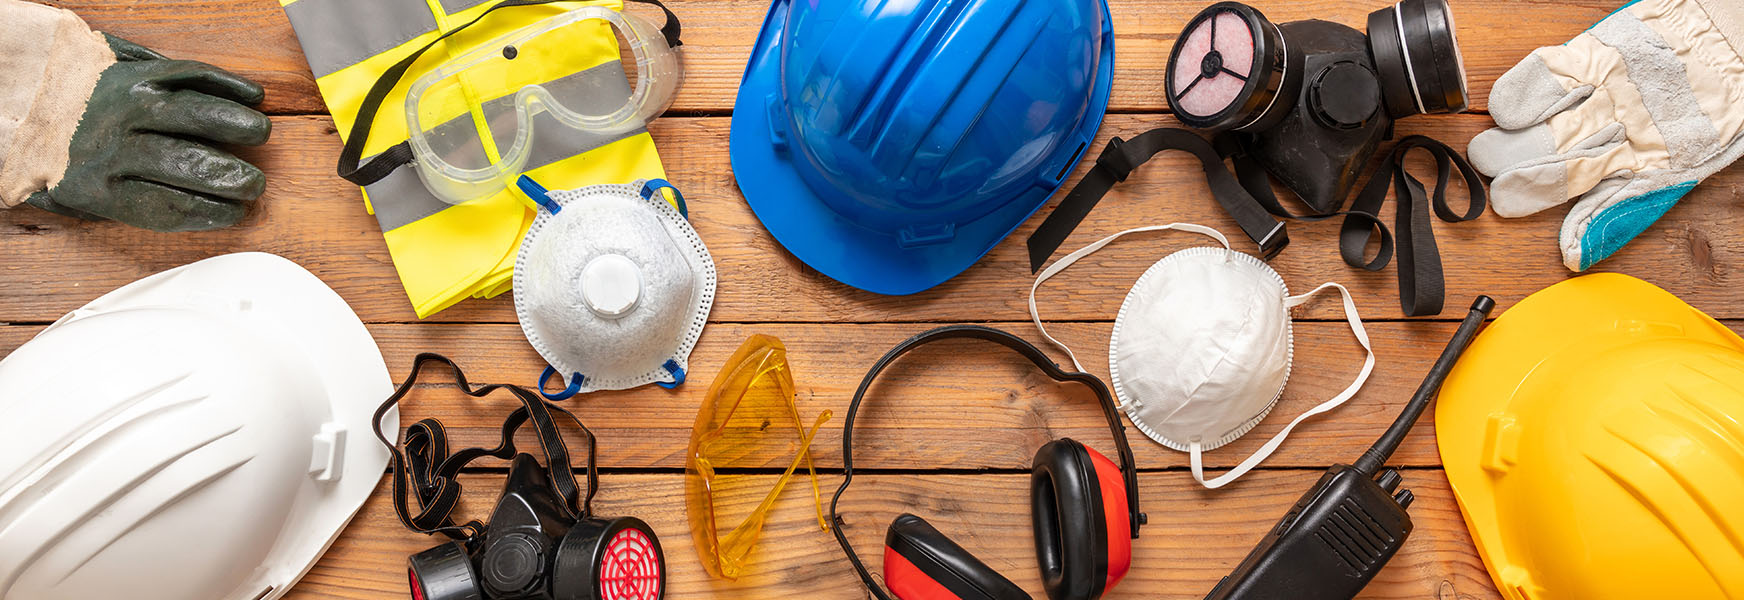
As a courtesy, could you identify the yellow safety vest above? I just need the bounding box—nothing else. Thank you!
[280,0,668,318]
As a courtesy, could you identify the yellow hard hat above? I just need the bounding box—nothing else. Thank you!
[1437,273,1744,600]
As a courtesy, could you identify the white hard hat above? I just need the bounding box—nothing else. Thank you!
[0,252,395,600]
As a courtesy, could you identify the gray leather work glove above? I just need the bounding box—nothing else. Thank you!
[0,1,270,232]
[1466,0,1744,271]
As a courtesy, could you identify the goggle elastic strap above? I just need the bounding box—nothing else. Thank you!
[338,0,684,187]
[373,353,601,541]
[829,325,1145,600]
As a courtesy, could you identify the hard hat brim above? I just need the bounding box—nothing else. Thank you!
[22,252,396,600]
[1434,273,1744,599]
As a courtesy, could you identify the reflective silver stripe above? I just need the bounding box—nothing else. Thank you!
[483,60,647,171]
[440,0,496,14]
[1591,11,1723,168]
[365,160,453,232]
[284,0,438,79]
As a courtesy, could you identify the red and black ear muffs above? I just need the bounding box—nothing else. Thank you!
[830,326,1146,600]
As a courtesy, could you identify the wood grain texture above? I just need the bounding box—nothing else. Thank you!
[1,2,1701,599]
[286,471,1501,599]
[0,320,1456,469]
[9,318,1737,472]
[38,0,1625,116]
[2,114,1740,324]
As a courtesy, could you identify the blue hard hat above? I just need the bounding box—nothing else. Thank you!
[730,0,1115,295]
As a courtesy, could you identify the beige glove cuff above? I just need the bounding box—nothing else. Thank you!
[0,1,116,208]
[1695,0,1744,55]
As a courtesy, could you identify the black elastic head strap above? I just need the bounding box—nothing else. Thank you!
[1025,127,1289,273]
[829,325,1144,600]
[372,353,601,542]
[1342,134,1486,316]
[337,0,683,187]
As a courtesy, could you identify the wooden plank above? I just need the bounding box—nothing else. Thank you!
[16,319,1738,471]
[39,0,1624,116]
[2,114,1741,324]
[285,470,1501,599]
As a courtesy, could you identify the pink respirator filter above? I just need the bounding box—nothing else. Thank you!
[1165,2,1297,132]
[1171,11,1254,117]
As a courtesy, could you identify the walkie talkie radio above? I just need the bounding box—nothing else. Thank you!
[1206,296,1494,600]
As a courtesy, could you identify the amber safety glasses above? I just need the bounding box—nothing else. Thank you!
[685,335,830,580]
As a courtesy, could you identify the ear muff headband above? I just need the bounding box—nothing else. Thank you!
[830,325,1145,600]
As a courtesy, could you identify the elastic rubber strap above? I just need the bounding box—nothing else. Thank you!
[1341,135,1486,316]
[1203,132,1400,281]
[640,178,688,218]
[1026,128,1288,272]
[654,358,685,389]
[373,354,601,541]
[1188,283,1375,489]
[829,325,1145,600]
[1029,223,1232,373]
[538,365,583,400]
[337,0,684,186]
[518,175,561,214]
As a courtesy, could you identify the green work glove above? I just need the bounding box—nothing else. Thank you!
[23,35,271,231]
[1466,0,1744,271]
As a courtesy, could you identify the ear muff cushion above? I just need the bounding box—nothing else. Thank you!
[885,514,1030,600]
[1084,445,1132,592]
[1031,439,1108,600]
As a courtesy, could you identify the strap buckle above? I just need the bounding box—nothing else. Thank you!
[1255,222,1289,260]
[1095,136,1135,182]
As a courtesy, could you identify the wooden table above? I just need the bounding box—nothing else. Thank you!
[13,0,1735,598]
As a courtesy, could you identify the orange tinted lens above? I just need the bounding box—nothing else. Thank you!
[685,335,828,580]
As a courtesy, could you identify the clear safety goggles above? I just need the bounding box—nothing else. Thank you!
[337,1,682,204]
[408,6,680,204]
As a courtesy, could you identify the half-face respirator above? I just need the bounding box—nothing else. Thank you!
[1166,0,1468,210]
[374,354,666,600]
[1026,0,1485,317]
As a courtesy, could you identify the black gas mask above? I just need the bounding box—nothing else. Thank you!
[1165,0,1466,210]
[1026,0,1486,317]
[374,354,665,600]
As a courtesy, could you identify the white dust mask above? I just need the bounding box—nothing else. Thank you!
[514,178,716,398]
[1029,223,1373,489]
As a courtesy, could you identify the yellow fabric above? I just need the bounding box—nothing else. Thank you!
[1436,273,1744,600]
[284,0,670,317]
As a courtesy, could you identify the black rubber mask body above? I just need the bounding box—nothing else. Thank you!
[1237,21,1387,214]
[478,455,574,599]
[385,354,668,600]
